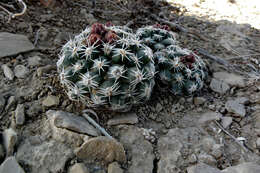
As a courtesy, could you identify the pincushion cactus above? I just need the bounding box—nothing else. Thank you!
[137,24,208,95]
[57,23,156,111]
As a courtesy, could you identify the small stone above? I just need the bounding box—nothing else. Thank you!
[0,32,34,58]
[210,78,230,94]
[2,128,18,156]
[5,96,16,111]
[211,144,223,159]
[256,138,260,148]
[0,157,25,173]
[221,162,260,173]
[0,95,5,113]
[75,136,126,164]
[156,103,163,112]
[14,65,29,78]
[188,154,197,164]
[28,55,42,67]
[221,117,232,128]
[235,97,250,105]
[69,163,89,173]
[213,72,245,88]
[198,111,222,124]
[37,65,56,77]
[108,162,123,173]
[107,113,138,126]
[0,144,5,161]
[198,153,217,166]
[1,64,14,80]
[15,104,25,125]
[187,163,221,173]
[225,100,246,117]
[201,137,216,153]
[46,110,99,136]
[194,97,207,105]
[42,95,59,107]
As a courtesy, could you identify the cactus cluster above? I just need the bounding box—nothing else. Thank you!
[137,25,208,95]
[57,23,208,111]
[57,23,155,111]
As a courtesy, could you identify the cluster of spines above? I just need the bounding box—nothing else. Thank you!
[137,24,208,95]
[57,22,155,111]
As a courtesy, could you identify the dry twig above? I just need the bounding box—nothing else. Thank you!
[0,0,27,22]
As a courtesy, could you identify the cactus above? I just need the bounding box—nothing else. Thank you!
[57,23,155,111]
[137,24,208,95]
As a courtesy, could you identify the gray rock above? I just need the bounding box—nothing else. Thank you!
[0,95,5,113]
[201,137,216,153]
[15,104,25,125]
[75,136,126,164]
[221,117,233,128]
[14,65,29,78]
[194,97,207,105]
[0,144,5,161]
[118,126,154,173]
[5,96,16,111]
[0,157,25,173]
[28,55,43,67]
[26,100,42,117]
[16,139,73,173]
[210,78,230,94]
[46,110,99,136]
[188,154,197,164]
[211,144,223,159]
[42,95,59,107]
[256,138,260,148]
[69,163,90,173]
[108,162,123,173]
[156,103,163,112]
[1,64,14,80]
[2,128,17,156]
[187,163,221,173]
[107,113,138,126]
[80,9,97,24]
[198,153,217,166]
[198,111,222,124]
[235,97,250,105]
[225,100,246,117]
[213,72,245,88]
[0,32,34,58]
[221,162,260,173]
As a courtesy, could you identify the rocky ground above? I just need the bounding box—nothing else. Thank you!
[0,0,260,173]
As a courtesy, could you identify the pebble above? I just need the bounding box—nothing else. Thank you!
[188,154,197,164]
[0,156,25,173]
[194,97,207,105]
[14,65,29,78]
[75,136,126,164]
[156,103,163,112]
[42,95,59,107]
[107,112,138,126]
[27,55,43,67]
[0,95,5,113]
[2,128,18,156]
[225,100,246,117]
[108,162,123,173]
[37,65,56,77]
[68,163,90,173]
[5,96,16,111]
[187,163,221,173]
[211,144,223,159]
[15,104,25,125]
[198,153,217,166]
[198,111,222,124]
[210,78,230,94]
[1,64,14,80]
[221,117,232,128]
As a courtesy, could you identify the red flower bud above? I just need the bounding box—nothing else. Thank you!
[186,55,195,63]
[105,22,114,27]
[91,23,106,35]
[105,30,118,43]
[88,33,102,45]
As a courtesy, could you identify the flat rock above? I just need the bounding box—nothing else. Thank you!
[5,96,16,111]
[221,117,233,129]
[28,55,43,67]
[75,136,126,164]
[15,104,25,125]
[107,113,138,126]
[14,65,29,78]
[118,126,154,173]
[221,162,260,173]
[0,157,25,173]
[108,162,123,173]
[0,95,5,113]
[198,111,222,124]
[0,32,34,58]
[2,128,17,156]
[187,163,221,173]
[1,65,14,80]
[46,110,99,136]
[210,78,230,94]
[225,100,246,117]
[213,72,245,88]
[69,163,90,173]
[16,139,73,173]
[42,95,59,107]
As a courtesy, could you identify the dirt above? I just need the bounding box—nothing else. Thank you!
[0,0,260,173]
